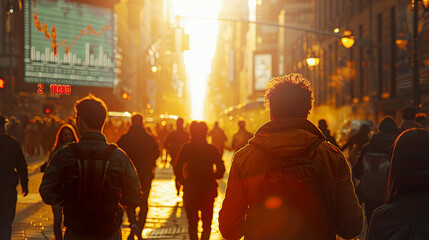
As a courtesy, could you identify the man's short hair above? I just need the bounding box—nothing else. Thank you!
[74,94,107,130]
[402,106,417,120]
[264,73,313,119]
[176,117,184,128]
[190,121,208,140]
[131,113,143,126]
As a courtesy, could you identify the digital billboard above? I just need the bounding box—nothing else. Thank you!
[254,53,273,91]
[24,0,118,88]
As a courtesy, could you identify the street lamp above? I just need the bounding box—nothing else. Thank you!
[306,48,319,68]
[306,57,320,67]
[341,30,355,48]
[151,66,158,73]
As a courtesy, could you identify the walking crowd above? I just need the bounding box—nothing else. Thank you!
[1,73,429,240]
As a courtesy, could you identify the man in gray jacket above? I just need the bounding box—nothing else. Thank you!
[40,94,142,240]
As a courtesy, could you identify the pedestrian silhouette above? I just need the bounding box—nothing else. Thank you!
[208,122,227,156]
[353,116,398,223]
[6,117,23,144]
[175,121,225,240]
[219,73,363,240]
[117,113,160,240]
[40,94,142,240]
[368,128,429,239]
[40,124,78,240]
[341,124,371,166]
[231,120,253,152]
[399,105,422,131]
[0,115,29,240]
[318,119,339,148]
[164,117,189,195]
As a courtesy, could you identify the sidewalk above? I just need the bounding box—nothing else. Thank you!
[122,164,226,240]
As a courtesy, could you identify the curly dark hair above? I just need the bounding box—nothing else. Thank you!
[264,73,313,119]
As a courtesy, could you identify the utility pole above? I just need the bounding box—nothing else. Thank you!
[368,0,376,122]
[8,2,15,113]
[412,0,421,107]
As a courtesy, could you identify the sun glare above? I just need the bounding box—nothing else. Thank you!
[170,0,220,120]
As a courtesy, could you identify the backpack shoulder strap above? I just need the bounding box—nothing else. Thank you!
[69,143,86,159]
[101,144,117,160]
[300,138,324,159]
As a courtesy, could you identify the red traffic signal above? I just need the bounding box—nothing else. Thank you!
[122,92,131,100]
[0,78,5,89]
[42,103,55,115]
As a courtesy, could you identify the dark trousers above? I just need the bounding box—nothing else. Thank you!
[126,177,153,235]
[364,201,382,224]
[184,193,215,240]
[0,187,17,240]
[52,204,63,240]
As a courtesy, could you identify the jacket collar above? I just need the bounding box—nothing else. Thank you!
[79,132,107,142]
[256,118,325,139]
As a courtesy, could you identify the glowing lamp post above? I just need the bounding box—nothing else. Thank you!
[151,66,158,73]
[341,30,355,49]
[306,57,320,67]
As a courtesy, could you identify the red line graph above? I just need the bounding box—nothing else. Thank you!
[32,0,111,56]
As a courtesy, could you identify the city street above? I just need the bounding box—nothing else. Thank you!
[11,152,233,240]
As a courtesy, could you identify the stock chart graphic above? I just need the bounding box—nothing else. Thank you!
[24,0,118,88]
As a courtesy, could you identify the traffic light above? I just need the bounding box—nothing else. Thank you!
[0,78,5,89]
[42,103,55,114]
[122,92,131,100]
[182,32,190,51]
[164,30,175,52]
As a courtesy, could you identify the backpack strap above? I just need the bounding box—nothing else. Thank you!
[302,138,324,158]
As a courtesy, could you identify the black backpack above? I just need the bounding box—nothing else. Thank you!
[358,151,390,203]
[246,139,335,240]
[63,143,123,238]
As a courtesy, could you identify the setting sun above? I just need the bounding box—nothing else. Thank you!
[170,0,220,120]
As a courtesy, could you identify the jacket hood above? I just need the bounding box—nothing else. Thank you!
[249,118,325,158]
[367,131,397,153]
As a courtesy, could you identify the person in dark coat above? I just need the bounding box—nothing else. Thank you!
[368,128,429,240]
[208,122,227,156]
[352,116,398,223]
[117,113,160,240]
[164,117,189,195]
[399,105,422,131]
[6,117,23,144]
[0,115,28,240]
[175,121,226,240]
[232,120,253,152]
[40,95,142,240]
[341,124,371,165]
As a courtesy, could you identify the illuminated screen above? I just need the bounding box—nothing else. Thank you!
[24,0,118,87]
[254,54,272,91]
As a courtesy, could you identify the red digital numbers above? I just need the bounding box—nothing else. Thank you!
[37,83,71,95]
[50,84,71,95]
[37,83,44,94]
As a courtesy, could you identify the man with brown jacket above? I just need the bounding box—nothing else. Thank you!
[219,74,363,240]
